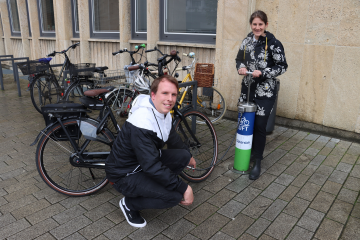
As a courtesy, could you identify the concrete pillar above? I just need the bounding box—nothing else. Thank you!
[17,0,31,58]
[78,0,90,63]
[214,0,255,113]
[54,0,72,51]
[0,0,13,55]
[119,0,131,67]
[146,0,159,64]
[27,0,41,59]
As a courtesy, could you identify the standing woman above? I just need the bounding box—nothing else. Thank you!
[235,10,288,180]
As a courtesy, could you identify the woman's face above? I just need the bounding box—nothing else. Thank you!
[251,17,268,39]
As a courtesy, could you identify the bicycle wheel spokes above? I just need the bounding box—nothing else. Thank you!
[176,111,218,182]
[31,75,60,113]
[196,87,226,124]
[37,120,111,196]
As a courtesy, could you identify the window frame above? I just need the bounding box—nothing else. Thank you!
[26,0,31,37]
[7,0,21,37]
[159,0,217,44]
[88,0,120,39]
[71,0,79,38]
[37,0,56,37]
[131,0,147,40]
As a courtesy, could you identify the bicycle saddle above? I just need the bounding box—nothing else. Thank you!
[93,66,109,72]
[84,86,115,97]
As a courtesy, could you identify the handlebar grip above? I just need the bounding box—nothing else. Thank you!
[47,51,56,57]
[145,49,156,53]
[170,50,177,56]
[128,65,140,71]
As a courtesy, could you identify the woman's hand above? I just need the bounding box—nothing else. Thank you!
[252,70,262,78]
[238,68,248,75]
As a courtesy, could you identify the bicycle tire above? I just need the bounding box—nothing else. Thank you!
[30,74,61,113]
[180,86,226,124]
[36,119,113,196]
[64,80,95,105]
[175,110,218,182]
[100,88,135,134]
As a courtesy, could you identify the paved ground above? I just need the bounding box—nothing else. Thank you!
[1,74,360,240]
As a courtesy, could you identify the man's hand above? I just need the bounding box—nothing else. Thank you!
[180,185,194,206]
[238,67,248,75]
[188,157,196,169]
[252,70,262,78]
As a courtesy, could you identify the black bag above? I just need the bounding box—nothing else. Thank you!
[41,103,87,141]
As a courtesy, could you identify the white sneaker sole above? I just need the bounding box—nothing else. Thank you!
[119,198,147,228]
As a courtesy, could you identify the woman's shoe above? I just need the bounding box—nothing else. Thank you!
[249,159,261,180]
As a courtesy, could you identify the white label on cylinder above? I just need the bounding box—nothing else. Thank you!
[236,134,253,150]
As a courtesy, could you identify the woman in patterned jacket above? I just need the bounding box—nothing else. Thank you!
[235,10,288,180]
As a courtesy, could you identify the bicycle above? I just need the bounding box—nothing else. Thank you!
[32,87,218,196]
[175,52,226,124]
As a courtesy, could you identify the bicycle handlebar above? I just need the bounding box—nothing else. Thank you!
[46,42,80,57]
[112,44,145,56]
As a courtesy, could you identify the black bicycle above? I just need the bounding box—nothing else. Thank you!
[32,94,218,196]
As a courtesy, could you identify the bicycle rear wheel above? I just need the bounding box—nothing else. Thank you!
[36,119,113,196]
[30,74,61,113]
[174,110,218,182]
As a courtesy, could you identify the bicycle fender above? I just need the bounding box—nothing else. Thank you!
[77,119,115,145]
[30,122,58,146]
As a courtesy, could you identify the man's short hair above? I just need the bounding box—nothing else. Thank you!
[151,75,179,94]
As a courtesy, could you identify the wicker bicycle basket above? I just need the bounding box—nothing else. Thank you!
[17,60,50,75]
[194,63,214,88]
[69,63,96,77]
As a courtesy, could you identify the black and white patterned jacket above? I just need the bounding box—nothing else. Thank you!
[235,31,288,99]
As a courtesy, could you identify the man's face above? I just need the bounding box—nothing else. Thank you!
[151,79,177,114]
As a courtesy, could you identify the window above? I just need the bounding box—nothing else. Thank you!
[7,0,21,36]
[71,0,79,38]
[131,0,147,40]
[160,0,217,44]
[37,0,55,37]
[89,0,119,39]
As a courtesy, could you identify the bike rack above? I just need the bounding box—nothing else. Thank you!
[0,55,29,97]
[178,80,198,133]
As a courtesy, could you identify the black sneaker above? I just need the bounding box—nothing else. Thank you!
[119,197,146,228]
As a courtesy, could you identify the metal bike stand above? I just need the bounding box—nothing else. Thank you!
[0,56,30,97]
[0,55,14,90]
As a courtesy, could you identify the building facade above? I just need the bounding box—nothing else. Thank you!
[1,0,360,135]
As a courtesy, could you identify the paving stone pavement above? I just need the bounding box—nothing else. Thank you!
[1,74,360,239]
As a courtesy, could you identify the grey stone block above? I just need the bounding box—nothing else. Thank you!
[337,188,358,204]
[261,199,288,221]
[286,226,313,240]
[336,162,353,173]
[277,153,298,166]
[315,165,334,177]
[217,200,245,219]
[309,191,336,213]
[221,213,254,239]
[250,173,277,191]
[128,219,169,240]
[297,208,325,232]
[203,176,232,194]
[296,182,321,201]
[50,215,92,240]
[301,164,318,176]
[226,175,252,193]
[80,192,115,211]
[242,196,273,219]
[183,189,213,211]
[157,205,189,225]
[284,162,307,177]
[233,187,261,205]
[328,170,348,184]
[191,213,230,240]
[344,176,360,191]
[327,200,353,224]
[261,183,286,200]
[283,197,310,218]
[279,185,300,202]
[291,174,310,188]
[304,148,320,157]
[103,221,136,240]
[25,203,66,225]
[265,213,297,240]
[52,205,87,224]
[274,173,295,186]
[305,133,320,141]
[209,231,236,240]
[321,181,342,195]
[266,163,288,176]
[78,217,115,240]
[314,218,344,240]
[185,202,218,225]
[246,218,271,238]
[350,164,360,178]
[84,202,118,222]
[310,155,326,166]
[308,173,328,186]
[162,219,195,240]
[207,189,236,208]
[7,218,59,240]
[340,217,360,240]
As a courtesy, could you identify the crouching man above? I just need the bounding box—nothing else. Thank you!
[105,75,196,228]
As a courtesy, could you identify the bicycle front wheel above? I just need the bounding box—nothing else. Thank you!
[30,74,61,113]
[36,119,113,196]
[175,110,218,182]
